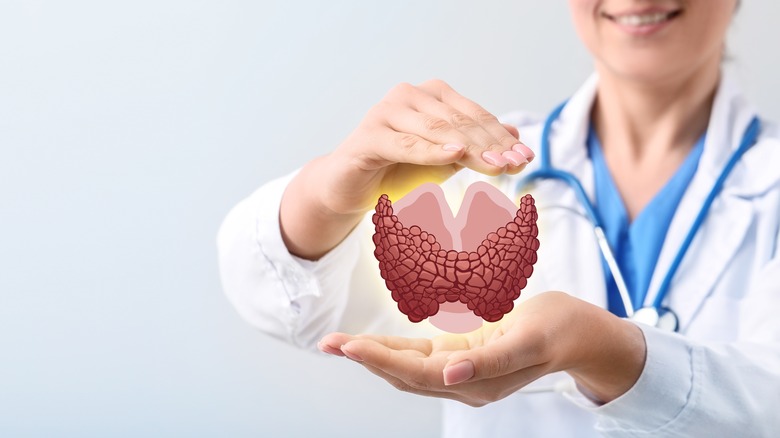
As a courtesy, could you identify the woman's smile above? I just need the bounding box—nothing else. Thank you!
[602,7,683,35]
[569,0,736,82]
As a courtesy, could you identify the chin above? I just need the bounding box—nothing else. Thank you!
[595,40,723,87]
[598,55,707,86]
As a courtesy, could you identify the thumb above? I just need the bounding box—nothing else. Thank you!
[442,335,531,386]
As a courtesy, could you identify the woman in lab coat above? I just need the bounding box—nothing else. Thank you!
[217,1,780,436]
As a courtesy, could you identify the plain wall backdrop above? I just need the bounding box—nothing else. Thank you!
[1,1,778,437]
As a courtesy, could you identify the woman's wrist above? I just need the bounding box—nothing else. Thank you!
[280,156,364,260]
[564,305,647,403]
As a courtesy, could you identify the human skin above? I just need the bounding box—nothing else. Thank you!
[320,292,645,405]
[279,81,535,262]
[571,0,737,219]
[316,0,738,405]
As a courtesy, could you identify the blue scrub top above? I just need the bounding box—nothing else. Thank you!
[587,127,705,316]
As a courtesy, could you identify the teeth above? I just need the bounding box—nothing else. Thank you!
[614,12,672,26]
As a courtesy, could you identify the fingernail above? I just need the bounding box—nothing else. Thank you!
[443,143,465,152]
[501,150,528,166]
[318,341,346,357]
[443,360,475,386]
[341,345,363,362]
[512,143,535,162]
[482,151,508,167]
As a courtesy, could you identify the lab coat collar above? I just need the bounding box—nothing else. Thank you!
[547,69,772,192]
[696,68,762,191]
[646,67,779,330]
[544,69,780,329]
[547,69,776,188]
[547,73,599,184]
[706,70,780,197]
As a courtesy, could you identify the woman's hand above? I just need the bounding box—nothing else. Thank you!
[318,79,533,214]
[318,292,647,407]
[280,79,535,259]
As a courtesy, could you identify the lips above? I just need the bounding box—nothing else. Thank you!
[371,182,539,331]
[602,8,682,28]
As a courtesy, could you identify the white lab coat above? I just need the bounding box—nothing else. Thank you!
[217,70,780,437]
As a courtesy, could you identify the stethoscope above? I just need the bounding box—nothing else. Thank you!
[515,101,761,332]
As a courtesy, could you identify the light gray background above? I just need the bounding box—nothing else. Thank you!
[1,1,777,437]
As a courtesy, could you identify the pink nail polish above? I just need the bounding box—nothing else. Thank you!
[443,360,475,386]
[482,151,508,167]
[512,143,535,161]
[341,346,364,362]
[319,343,346,357]
[443,143,465,152]
[502,150,528,166]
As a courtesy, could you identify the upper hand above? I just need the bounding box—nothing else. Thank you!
[315,79,535,216]
[318,292,646,407]
[280,79,535,260]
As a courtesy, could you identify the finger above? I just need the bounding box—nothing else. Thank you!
[359,363,483,405]
[511,142,536,163]
[397,90,515,170]
[344,130,467,173]
[500,154,530,176]
[341,338,448,391]
[419,80,528,173]
[385,80,525,165]
[418,80,524,161]
[374,109,509,177]
[498,122,536,169]
[383,79,500,155]
[320,333,431,359]
[351,104,470,168]
[442,362,552,404]
[354,334,433,356]
[318,332,358,356]
[499,151,530,175]
[501,123,519,139]
[318,342,345,357]
[352,339,550,406]
[442,328,546,385]
[368,104,479,170]
[363,360,547,407]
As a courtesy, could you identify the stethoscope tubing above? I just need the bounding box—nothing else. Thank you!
[519,166,635,317]
[651,116,761,309]
[516,101,761,328]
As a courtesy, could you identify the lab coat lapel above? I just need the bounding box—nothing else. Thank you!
[644,70,760,331]
[531,75,608,308]
[549,74,597,178]
[658,188,753,331]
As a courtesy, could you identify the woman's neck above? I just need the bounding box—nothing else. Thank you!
[590,60,721,220]
[592,63,720,160]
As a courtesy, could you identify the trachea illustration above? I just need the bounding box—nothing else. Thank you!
[372,182,539,332]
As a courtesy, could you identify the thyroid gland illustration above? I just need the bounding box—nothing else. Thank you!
[372,181,539,333]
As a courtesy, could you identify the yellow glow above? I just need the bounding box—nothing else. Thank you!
[377,164,461,205]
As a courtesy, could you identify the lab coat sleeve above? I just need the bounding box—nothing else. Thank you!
[572,257,780,437]
[217,169,458,351]
[216,170,362,350]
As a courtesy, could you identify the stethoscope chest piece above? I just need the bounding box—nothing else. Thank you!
[631,306,679,332]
